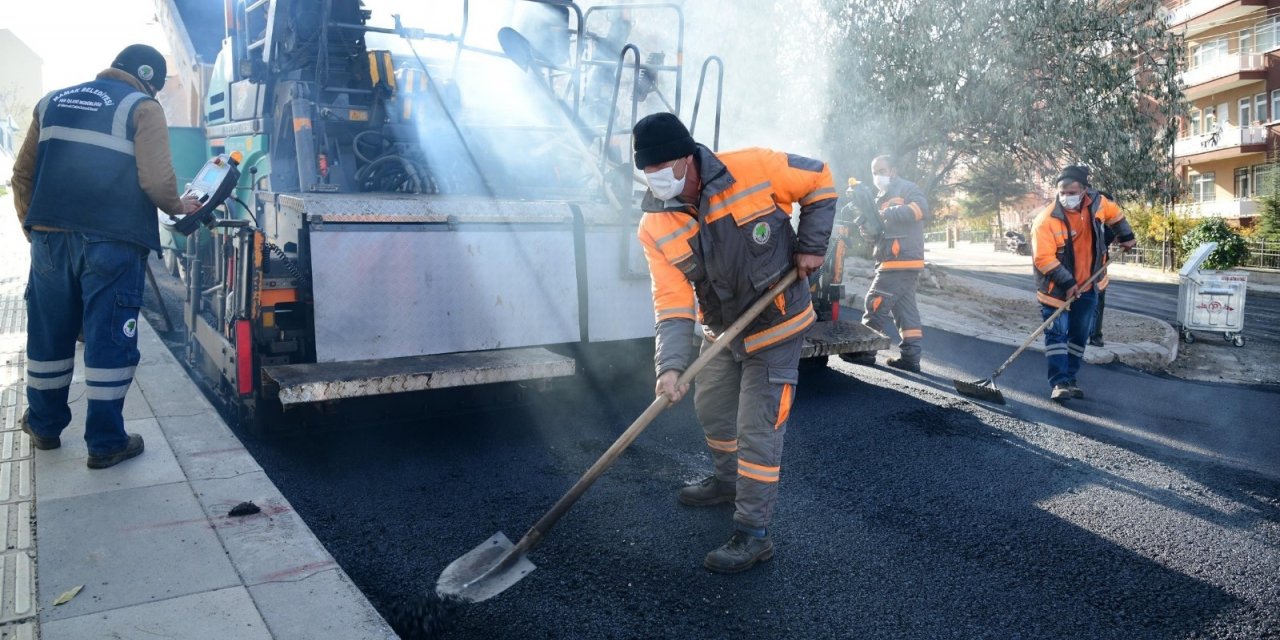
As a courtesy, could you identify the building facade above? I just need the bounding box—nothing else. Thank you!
[0,30,43,180]
[1168,0,1280,224]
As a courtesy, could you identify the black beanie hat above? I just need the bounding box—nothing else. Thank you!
[112,44,167,92]
[633,112,696,169]
[1056,164,1090,187]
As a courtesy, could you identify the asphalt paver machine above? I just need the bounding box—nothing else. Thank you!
[156,0,887,430]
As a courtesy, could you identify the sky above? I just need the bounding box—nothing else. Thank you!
[2,0,170,93]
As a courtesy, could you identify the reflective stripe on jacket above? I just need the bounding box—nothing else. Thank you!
[873,177,929,271]
[637,145,837,375]
[1031,190,1135,308]
[20,70,173,251]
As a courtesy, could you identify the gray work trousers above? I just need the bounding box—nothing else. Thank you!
[863,269,923,360]
[692,334,802,531]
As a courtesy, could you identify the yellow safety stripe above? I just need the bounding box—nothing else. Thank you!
[799,186,837,206]
[743,305,816,353]
[738,458,780,483]
[878,260,925,270]
[901,328,924,339]
[658,307,697,321]
[706,437,738,453]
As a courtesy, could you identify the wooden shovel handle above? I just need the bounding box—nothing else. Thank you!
[510,269,802,557]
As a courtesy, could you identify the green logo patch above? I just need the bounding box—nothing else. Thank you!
[752,221,771,245]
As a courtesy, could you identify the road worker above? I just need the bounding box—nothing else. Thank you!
[1031,165,1135,401]
[846,155,929,372]
[10,44,198,468]
[633,112,836,573]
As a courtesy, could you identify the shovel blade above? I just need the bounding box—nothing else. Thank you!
[953,378,1006,405]
[436,532,537,603]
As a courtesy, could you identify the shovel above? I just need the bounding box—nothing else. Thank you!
[953,267,1106,404]
[437,269,802,603]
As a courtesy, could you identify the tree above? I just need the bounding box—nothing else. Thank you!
[820,0,1182,204]
[1180,218,1249,270]
[957,155,1035,234]
[1255,159,1280,241]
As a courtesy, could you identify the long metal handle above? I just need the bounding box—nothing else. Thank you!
[990,268,1107,381]
[509,269,802,557]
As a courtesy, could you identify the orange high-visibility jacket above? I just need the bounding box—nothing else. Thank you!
[637,145,837,375]
[871,177,929,271]
[1032,190,1134,308]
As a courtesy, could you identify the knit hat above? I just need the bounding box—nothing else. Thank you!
[633,112,696,169]
[112,44,167,92]
[1056,164,1090,187]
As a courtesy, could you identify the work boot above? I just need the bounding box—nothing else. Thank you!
[704,530,774,574]
[886,356,921,373]
[839,352,876,366]
[19,410,60,450]
[87,434,145,469]
[1067,383,1084,399]
[1050,383,1072,402]
[1089,336,1105,347]
[677,476,735,507]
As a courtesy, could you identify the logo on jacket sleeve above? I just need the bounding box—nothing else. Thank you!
[752,221,771,245]
[123,318,137,339]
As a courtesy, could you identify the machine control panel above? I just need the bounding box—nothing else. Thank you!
[162,151,242,235]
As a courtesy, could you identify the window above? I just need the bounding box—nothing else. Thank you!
[1235,167,1251,197]
[1257,17,1280,52]
[1190,108,1202,136]
[1191,172,1216,202]
[1191,36,1229,67]
[1256,93,1268,124]
[1240,97,1252,127]
[1255,164,1274,195]
[1272,89,1280,123]
[1241,28,1253,53]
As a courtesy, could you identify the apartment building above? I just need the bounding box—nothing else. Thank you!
[1169,0,1280,225]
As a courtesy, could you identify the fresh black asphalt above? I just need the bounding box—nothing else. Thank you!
[141,257,1279,639]
[230,333,1280,640]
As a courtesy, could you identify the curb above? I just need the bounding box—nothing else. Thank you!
[843,262,1179,369]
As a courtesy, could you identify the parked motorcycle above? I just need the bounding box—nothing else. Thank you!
[1004,230,1031,256]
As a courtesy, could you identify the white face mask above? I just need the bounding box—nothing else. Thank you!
[873,175,892,191]
[645,159,687,201]
[1059,193,1083,210]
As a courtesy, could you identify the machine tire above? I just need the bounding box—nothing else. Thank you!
[1182,331,1195,344]
[1233,335,1245,348]
[163,248,179,277]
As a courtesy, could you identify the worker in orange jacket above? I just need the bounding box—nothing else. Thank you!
[634,113,836,574]
[1031,165,1135,401]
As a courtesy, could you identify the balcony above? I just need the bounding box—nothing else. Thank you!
[1175,198,1259,218]
[1174,124,1268,162]
[1167,0,1267,36]
[1179,53,1266,99]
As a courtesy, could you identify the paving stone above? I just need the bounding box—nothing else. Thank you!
[158,411,261,481]
[40,586,271,640]
[191,471,335,586]
[37,482,239,621]
[248,568,397,640]
[32,418,184,502]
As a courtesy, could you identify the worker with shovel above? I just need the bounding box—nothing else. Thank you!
[1032,165,1134,401]
[633,113,836,573]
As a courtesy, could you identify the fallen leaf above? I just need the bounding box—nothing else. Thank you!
[53,585,83,606]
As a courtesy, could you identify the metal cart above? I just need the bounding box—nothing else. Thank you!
[1177,242,1249,347]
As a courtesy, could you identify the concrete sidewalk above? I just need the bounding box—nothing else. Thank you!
[0,205,394,637]
[926,240,1280,294]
